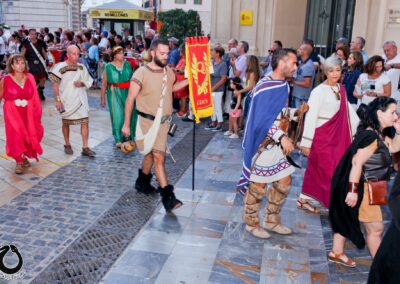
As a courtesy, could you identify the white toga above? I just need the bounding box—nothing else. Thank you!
[49,62,93,121]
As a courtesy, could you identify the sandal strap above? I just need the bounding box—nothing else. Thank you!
[297,199,320,213]
[329,251,355,266]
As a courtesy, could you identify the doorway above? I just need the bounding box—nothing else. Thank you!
[304,0,356,57]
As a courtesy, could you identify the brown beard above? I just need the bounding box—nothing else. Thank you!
[154,55,167,68]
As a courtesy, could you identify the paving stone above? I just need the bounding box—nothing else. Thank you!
[31,121,215,283]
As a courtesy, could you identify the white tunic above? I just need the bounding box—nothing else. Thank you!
[300,84,359,148]
[49,62,93,121]
[249,108,297,184]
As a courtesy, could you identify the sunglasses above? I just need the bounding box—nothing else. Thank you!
[268,50,274,53]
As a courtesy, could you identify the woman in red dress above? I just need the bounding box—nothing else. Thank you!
[0,54,44,174]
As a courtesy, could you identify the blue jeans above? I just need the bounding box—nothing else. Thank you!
[291,97,306,108]
[243,93,251,119]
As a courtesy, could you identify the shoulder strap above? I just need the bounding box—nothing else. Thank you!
[29,40,48,74]
[158,67,168,108]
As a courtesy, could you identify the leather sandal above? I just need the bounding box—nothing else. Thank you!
[15,163,24,174]
[82,147,96,157]
[22,157,31,168]
[297,199,320,214]
[328,251,356,268]
[64,145,73,155]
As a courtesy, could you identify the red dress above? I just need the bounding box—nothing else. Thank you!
[174,58,188,99]
[3,73,44,162]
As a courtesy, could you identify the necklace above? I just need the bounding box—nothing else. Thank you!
[329,84,340,100]
[12,74,26,88]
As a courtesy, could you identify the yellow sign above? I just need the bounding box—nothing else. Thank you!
[89,9,153,21]
[240,10,253,25]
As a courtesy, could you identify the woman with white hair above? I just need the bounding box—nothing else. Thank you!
[297,56,360,213]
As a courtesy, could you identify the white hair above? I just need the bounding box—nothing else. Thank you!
[324,55,342,73]
[146,28,155,36]
[383,40,397,48]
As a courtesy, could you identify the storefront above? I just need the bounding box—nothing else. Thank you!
[89,0,153,36]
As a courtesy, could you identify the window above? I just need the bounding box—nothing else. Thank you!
[175,0,186,4]
[194,0,202,4]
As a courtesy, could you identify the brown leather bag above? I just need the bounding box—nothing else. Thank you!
[366,180,388,206]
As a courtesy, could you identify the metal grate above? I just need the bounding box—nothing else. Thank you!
[32,124,215,283]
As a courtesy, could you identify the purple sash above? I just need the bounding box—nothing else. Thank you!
[301,85,352,208]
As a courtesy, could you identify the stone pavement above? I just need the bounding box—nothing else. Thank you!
[0,81,387,283]
[0,82,204,283]
[102,133,380,284]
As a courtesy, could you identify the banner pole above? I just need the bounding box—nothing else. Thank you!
[192,119,195,191]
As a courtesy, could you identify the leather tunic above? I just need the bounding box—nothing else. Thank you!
[363,139,391,181]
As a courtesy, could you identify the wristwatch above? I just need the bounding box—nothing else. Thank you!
[391,64,395,69]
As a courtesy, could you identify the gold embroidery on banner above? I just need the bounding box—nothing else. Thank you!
[190,52,209,95]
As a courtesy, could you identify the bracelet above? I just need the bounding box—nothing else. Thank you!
[396,132,400,135]
[348,182,359,194]
[277,134,286,143]
[55,96,61,102]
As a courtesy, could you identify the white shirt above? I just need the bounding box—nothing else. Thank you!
[358,73,391,105]
[98,37,109,49]
[300,84,359,148]
[383,53,400,100]
[7,40,17,54]
[0,37,5,55]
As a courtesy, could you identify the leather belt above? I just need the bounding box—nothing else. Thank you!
[137,110,171,124]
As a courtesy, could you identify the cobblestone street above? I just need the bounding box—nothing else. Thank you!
[0,85,389,283]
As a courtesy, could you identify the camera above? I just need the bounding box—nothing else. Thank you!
[168,123,177,137]
[370,84,376,90]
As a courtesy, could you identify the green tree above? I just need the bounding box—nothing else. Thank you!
[158,9,202,44]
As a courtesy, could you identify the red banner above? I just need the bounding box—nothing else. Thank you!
[48,49,62,65]
[185,37,213,123]
[125,57,140,70]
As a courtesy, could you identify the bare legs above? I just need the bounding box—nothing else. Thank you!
[140,151,168,188]
[330,222,384,267]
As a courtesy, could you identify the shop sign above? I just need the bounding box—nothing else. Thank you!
[89,9,153,21]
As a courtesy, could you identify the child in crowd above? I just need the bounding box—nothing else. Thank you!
[125,42,135,57]
[224,77,244,139]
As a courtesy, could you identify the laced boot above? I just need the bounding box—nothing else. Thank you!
[243,182,270,239]
[135,169,157,194]
[159,185,182,212]
[264,182,292,235]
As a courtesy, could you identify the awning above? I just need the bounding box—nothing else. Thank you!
[89,0,153,21]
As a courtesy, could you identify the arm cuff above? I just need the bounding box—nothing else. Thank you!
[271,127,285,143]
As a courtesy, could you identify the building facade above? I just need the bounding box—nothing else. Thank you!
[1,0,82,32]
[211,0,400,57]
[143,0,211,35]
